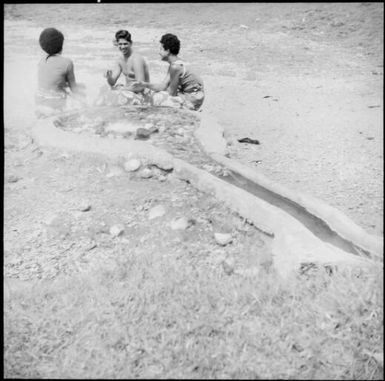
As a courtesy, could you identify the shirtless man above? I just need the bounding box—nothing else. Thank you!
[96,29,151,106]
[104,30,150,90]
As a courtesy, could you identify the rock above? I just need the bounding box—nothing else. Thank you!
[215,233,233,246]
[110,224,125,237]
[170,217,194,230]
[176,127,185,136]
[154,161,174,171]
[124,159,141,172]
[158,175,167,182]
[222,257,235,275]
[79,201,91,212]
[136,127,152,139]
[148,205,166,220]
[6,175,21,183]
[144,123,154,129]
[140,168,153,179]
[136,126,159,140]
[85,240,97,251]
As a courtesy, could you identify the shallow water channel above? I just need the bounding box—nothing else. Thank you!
[55,105,369,259]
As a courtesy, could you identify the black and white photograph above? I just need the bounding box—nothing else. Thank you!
[4,2,383,379]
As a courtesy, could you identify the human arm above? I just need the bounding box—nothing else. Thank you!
[131,70,170,93]
[104,61,122,87]
[167,64,183,96]
[65,60,86,102]
[132,55,147,82]
[66,60,78,92]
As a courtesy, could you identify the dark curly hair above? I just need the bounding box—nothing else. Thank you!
[160,33,180,55]
[115,30,132,43]
[39,28,64,57]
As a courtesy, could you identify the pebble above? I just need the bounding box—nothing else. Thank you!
[222,257,235,275]
[136,128,152,139]
[154,161,174,171]
[170,217,193,230]
[176,128,185,136]
[79,201,91,212]
[158,175,167,182]
[6,175,21,183]
[124,159,141,172]
[215,233,233,246]
[140,168,153,179]
[109,224,125,237]
[148,205,166,220]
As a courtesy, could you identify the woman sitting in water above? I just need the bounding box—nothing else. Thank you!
[35,27,85,117]
[96,29,151,106]
[132,33,204,111]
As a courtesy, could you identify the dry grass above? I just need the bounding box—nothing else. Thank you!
[4,245,383,379]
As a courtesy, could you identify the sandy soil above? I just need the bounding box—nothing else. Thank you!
[4,3,383,237]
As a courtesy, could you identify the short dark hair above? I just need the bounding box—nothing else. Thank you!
[39,28,64,55]
[115,30,132,43]
[160,33,180,55]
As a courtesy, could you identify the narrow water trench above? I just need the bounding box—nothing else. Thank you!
[54,105,371,259]
[216,170,370,258]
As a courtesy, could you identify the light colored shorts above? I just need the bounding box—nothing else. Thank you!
[35,89,67,118]
[151,90,205,111]
[95,85,152,107]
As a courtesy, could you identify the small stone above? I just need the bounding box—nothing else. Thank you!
[222,257,235,275]
[215,233,233,246]
[176,128,185,136]
[124,159,141,172]
[148,205,166,220]
[154,161,174,171]
[79,201,91,212]
[170,217,193,230]
[6,175,21,183]
[144,123,154,129]
[109,224,124,237]
[158,175,167,182]
[85,240,97,251]
[140,168,153,179]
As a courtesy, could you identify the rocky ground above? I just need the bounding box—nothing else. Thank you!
[4,2,383,236]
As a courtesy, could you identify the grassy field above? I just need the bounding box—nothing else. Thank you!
[5,249,383,379]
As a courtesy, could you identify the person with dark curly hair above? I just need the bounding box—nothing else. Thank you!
[96,29,151,106]
[36,27,85,117]
[132,33,204,111]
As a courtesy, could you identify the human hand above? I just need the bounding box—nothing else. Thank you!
[131,81,146,92]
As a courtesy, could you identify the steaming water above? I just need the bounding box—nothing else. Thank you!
[4,16,167,129]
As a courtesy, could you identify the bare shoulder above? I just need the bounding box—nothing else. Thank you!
[170,62,183,74]
[131,52,146,64]
[60,56,73,65]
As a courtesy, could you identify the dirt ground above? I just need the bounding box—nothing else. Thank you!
[4,3,383,237]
